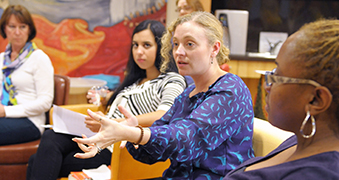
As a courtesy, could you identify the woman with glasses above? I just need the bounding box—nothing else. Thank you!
[175,0,204,17]
[0,5,54,145]
[224,19,339,179]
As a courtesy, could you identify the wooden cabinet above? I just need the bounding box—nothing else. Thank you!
[227,58,276,103]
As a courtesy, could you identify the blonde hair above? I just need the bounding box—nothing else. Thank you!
[160,11,230,72]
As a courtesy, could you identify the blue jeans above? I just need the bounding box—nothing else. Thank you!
[0,117,41,145]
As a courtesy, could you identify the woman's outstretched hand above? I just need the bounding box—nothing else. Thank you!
[73,108,124,159]
[117,105,139,148]
[84,111,105,133]
[72,105,139,158]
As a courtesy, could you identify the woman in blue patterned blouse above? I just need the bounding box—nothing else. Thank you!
[73,11,254,179]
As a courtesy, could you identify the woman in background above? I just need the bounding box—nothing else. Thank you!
[27,19,186,180]
[73,11,254,179]
[176,0,204,17]
[0,5,54,145]
[224,19,339,179]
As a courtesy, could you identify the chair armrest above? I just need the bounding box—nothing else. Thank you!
[49,104,105,124]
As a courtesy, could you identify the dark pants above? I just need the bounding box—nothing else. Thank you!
[26,129,111,180]
[0,117,40,145]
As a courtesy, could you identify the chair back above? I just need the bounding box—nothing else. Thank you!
[0,74,71,180]
[111,142,170,180]
[53,74,70,105]
[253,118,293,157]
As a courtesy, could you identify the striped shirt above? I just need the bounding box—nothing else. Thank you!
[106,72,186,119]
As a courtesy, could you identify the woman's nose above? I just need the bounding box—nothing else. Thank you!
[14,27,21,34]
[136,47,143,54]
[175,44,185,56]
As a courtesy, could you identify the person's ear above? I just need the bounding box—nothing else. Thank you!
[211,41,221,57]
[308,86,332,115]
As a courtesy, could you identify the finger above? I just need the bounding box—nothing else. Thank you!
[84,115,93,120]
[85,119,100,125]
[74,148,97,159]
[77,141,90,152]
[120,140,127,148]
[96,111,105,116]
[117,105,134,119]
[84,124,93,130]
[72,133,98,145]
[87,109,109,124]
[76,134,90,152]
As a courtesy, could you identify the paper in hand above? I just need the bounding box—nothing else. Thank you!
[52,105,97,137]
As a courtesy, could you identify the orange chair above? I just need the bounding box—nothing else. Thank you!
[110,141,170,180]
[0,74,70,180]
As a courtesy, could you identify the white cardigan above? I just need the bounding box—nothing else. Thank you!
[0,49,54,134]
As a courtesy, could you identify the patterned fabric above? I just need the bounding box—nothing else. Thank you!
[224,135,339,179]
[106,72,186,118]
[127,73,255,179]
[1,42,36,105]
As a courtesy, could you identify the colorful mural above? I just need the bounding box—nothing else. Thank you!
[0,0,167,81]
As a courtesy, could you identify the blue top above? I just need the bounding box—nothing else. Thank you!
[127,73,254,179]
[224,135,339,180]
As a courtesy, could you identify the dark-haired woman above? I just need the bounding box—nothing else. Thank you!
[0,5,53,146]
[27,19,186,180]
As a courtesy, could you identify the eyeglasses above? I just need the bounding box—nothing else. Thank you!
[175,5,192,12]
[6,24,29,32]
[257,69,322,87]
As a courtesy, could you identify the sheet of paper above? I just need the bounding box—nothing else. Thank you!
[82,164,111,180]
[52,105,97,137]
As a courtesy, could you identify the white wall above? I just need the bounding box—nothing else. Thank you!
[166,0,179,27]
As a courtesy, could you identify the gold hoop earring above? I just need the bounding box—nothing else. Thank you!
[300,111,316,138]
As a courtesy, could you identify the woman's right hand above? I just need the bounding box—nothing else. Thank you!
[117,105,139,149]
[0,104,5,117]
[73,109,127,159]
[84,111,105,132]
[86,87,110,105]
[86,89,99,104]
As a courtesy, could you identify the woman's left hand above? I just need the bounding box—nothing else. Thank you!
[0,104,5,117]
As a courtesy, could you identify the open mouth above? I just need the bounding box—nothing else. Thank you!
[178,61,187,64]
